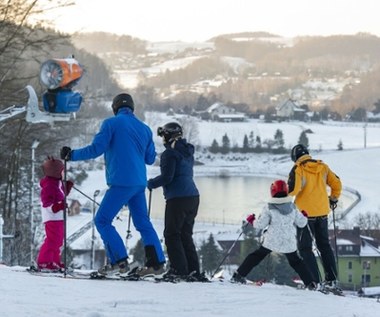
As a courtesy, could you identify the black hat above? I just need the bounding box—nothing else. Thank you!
[111,93,134,115]
[291,144,309,162]
[157,122,183,143]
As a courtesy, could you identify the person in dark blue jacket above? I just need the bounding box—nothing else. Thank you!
[60,93,165,277]
[148,122,206,281]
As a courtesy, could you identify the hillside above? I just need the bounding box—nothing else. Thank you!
[71,32,380,116]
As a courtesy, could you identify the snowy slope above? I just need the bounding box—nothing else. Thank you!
[1,265,379,317]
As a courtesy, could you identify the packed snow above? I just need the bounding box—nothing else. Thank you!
[1,264,380,317]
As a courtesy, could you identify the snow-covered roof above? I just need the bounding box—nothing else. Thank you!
[360,240,380,257]
[216,114,246,119]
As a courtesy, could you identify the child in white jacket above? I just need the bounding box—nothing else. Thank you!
[231,179,316,289]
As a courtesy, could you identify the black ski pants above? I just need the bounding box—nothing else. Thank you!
[297,216,337,283]
[237,246,314,286]
[164,196,200,275]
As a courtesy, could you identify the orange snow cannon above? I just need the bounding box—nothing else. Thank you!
[40,57,83,90]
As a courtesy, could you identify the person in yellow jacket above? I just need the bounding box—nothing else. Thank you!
[287,144,342,289]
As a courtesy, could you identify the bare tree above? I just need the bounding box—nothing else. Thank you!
[177,116,199,146]
[0,0,76,265]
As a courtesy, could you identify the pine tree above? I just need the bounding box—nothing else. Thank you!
[130,239,145,266]
[274,129,285,149]
[298,131,309,149]
[209,139,219,153]
[255,136,262,149]
[221,133,230,154]
[248,131,255,148]
[199,234,222,274]
[337,139,343,150]
[242,134,249,153]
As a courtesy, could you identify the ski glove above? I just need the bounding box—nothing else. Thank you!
[60,146,72,161]
[65,180,74,195]
[329,197,338,210]
[52,201,66,213]
[147,179,154,191]
[246,213,256,225]
[301,210,308,217]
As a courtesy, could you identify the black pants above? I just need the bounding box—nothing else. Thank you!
[164,196,200,275]
[237,246,314,286]
[297,216,337,283]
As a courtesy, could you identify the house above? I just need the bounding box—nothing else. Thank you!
[367,111,380,122]
[217,226,380,290]
[327,227,380,289]
[69,199,82,216]
[202,102,246,122]
[276,99,306,121]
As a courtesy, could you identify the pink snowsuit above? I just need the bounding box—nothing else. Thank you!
[36,176,65,268]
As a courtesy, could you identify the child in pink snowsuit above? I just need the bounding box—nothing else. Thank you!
[36,157,73,271]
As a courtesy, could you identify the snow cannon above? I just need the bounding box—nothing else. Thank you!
[40,57,83,90]
[40,57,83,114]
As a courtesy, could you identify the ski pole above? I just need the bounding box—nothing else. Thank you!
[73,186,100,206]
[331,204,339,278]
[63,159,68,278]
[148,189,152,218]
[211,222,249,279]
[304,223,323,282]
[73,186,123,221]
[126,213,132,240]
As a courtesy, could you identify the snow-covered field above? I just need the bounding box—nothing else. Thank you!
[1,264,379,317]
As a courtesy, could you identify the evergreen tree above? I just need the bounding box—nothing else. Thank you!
[272,254,299,285]
[221,133,230,154]
[298,131,309,149]
[255,136,262,149]
[242,134,249,153]
[209,139,220,154]
[199,234,222,274]
[248,131,255,148]
[130,239,145,265]
[274,129,285,149]
[337,139,343,151]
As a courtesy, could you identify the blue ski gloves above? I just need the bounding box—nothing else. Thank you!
[246,213,256,225]
[329,197,338,210]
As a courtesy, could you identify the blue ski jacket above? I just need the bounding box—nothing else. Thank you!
[71,107,156,187]
[148,138,199,200]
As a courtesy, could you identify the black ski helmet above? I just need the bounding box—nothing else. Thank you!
[291,144,309,162]
[111,93,134,115]
[42,156,64,179]
[157,122,183,143]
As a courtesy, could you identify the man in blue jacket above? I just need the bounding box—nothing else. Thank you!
[60,93,165,277]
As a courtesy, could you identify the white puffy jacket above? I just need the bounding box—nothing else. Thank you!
[254,196,307,253]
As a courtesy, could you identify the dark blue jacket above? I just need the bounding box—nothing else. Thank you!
[71,107,156,187]
[148,138,199,200]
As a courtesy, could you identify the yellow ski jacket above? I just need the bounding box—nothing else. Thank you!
[288,155,342,217]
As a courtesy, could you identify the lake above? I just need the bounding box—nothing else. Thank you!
[147,176,355,225]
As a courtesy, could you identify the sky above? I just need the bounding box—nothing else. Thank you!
[46,0,380,42]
